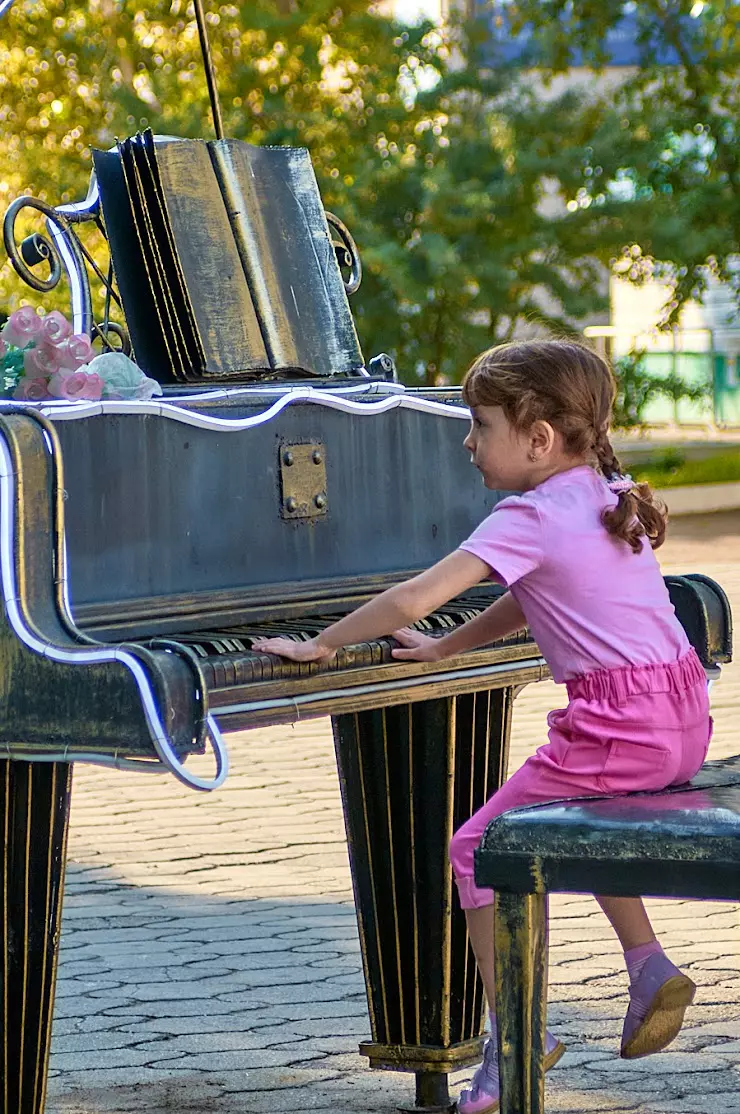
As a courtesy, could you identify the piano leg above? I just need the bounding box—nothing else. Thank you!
[0,759,72,1114]
[332,686,514,1112]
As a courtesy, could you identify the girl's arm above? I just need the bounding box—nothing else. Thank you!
[251,550,490,662]
[392,590,526,662]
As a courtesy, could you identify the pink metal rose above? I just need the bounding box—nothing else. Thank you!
[40,310,73,347]
[13,377,51,402]
[48,370,102,401]
[2,307,43,349]
[56,333,94,371]
[78,372,103,401]
[24,342,63,378]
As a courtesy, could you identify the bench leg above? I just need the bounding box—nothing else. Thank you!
[494,891,548,1114]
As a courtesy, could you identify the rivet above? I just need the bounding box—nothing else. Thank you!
[283,450,294,466]
[285,496,297,513]
[314,493,327,509]
[312,449,322,464]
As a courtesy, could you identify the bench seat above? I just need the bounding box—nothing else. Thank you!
[473,755,740,1113]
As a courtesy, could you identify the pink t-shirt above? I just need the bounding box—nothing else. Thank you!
[459,465,689,683]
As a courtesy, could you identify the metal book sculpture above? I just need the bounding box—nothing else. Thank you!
[92,132,364,381]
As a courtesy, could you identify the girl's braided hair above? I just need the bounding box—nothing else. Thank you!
[462,339,666,552]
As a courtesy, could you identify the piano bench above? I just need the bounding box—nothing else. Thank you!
[473,753,740,1114]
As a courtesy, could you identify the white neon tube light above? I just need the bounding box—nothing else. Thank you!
[38,381,406,410]
[47,221,88,335]
[39,386,469,428]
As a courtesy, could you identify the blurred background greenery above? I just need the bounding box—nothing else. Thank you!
[0,0,738,388]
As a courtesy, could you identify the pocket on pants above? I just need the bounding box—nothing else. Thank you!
[597,737,671,794]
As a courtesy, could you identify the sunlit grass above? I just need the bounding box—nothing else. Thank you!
[634,449,740,489]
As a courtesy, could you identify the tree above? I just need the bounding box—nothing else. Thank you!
[490,0,740,325]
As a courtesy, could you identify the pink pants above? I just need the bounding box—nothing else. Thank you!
[450,649,712,910]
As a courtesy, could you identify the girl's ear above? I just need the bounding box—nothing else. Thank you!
[528,419,556,460]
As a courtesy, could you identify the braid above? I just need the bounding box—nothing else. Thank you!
[593,429,623,480]
[595,431,667,553]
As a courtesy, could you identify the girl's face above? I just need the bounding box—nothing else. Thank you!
[464,404,572,491]
[464,405,534,490]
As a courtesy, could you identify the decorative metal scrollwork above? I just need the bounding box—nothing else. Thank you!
[2,177,130,355]
[325,210,362,296]
[4,196,87,308]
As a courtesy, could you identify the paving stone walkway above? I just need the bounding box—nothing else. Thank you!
[45,513,740,1114]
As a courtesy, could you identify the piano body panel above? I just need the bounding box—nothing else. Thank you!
[0,410,202,762]
[54,398,499,624]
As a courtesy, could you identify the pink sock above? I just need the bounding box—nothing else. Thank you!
[624,940,663,983]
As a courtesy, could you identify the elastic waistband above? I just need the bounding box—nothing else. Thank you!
[566,648,706,703]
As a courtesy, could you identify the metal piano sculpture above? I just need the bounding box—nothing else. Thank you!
[0,137,732,1114]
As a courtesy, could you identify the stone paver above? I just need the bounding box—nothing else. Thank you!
[45,513,740,1113]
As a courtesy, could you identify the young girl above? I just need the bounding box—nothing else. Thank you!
[252,339,712,1114]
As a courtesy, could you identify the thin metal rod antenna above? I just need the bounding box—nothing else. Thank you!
[192,0,225,140]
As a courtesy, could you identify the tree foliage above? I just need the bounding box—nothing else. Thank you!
[497,0,740,323]
[1,0,738,382]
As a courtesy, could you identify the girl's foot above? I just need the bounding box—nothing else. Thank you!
[620,953,696,1059]
[457,1030,565,1114]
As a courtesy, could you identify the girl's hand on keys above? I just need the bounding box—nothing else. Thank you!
[391,627,443,662]
[251,636,336,662]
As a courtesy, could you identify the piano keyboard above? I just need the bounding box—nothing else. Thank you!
[173,592,523,668]
[167,591,547,727]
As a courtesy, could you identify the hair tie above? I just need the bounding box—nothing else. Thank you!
[607,473,634,495]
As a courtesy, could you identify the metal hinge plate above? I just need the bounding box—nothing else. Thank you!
[279,442,328,520]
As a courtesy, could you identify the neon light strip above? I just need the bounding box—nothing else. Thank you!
[0,434,228,791]
[47,179,101,335]
[44,177,101,335]
[47,223,88,336]
[38,380,406,408]
[56,176,101,221]
[38,387,469,429]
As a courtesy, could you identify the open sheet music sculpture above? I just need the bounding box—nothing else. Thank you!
[94,132,366,382]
